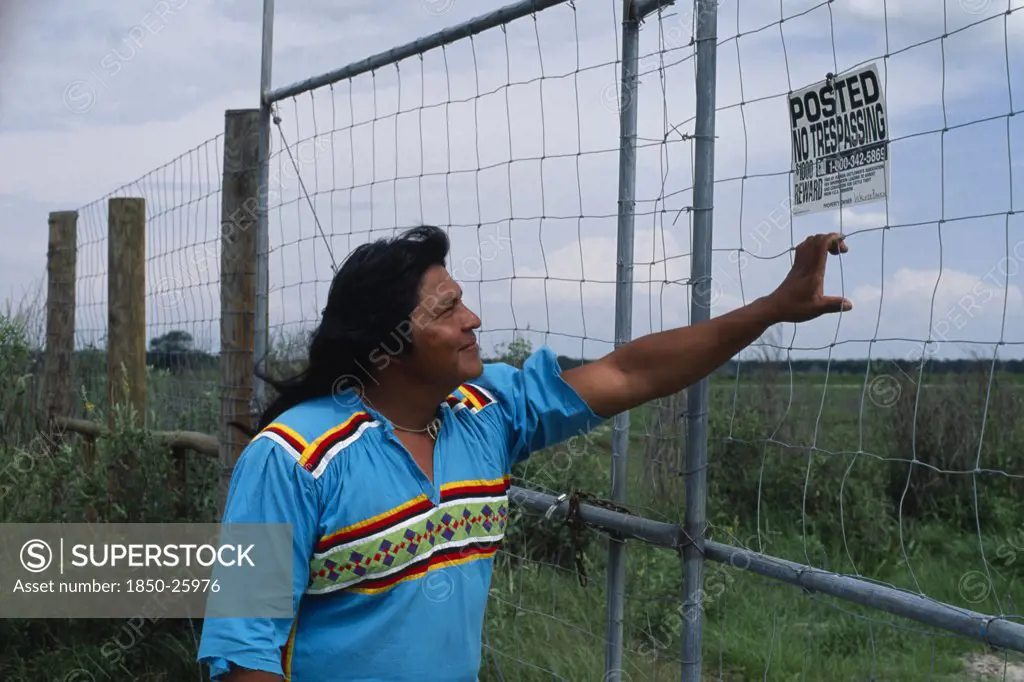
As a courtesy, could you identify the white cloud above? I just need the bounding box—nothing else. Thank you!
[854,265,1023,314]
[842,265,1024,353]
[0,92,245,205]
[835,209,888,230]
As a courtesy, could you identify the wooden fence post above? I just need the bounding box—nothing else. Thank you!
[107,197,147,431]
[105,197,146,514]
[44,211,78,435]
[219,109,260,515]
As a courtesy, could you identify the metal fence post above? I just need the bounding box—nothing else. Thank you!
[681,0,719,680]
[606,1,675,678]
[254,0,275,419]
[605,0,641,677]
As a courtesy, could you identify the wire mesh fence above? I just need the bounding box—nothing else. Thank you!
[256,0,1024,678]
[260,2,681,677]
[72,135,225,434]
[47,0,1024,679]
[683,0,1024,679]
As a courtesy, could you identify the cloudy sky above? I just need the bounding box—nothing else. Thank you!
[1,0,1022,365]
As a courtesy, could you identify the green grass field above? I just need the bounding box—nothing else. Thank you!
[2,316,1023,681]
[485,404,1024,681]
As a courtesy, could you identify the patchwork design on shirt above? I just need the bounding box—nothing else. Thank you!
[445,382,497,414]
[299,411,380,479]
[306,475,510,596]
[257,423,309,461]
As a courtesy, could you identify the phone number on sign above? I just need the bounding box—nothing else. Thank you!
[824,145,887,174]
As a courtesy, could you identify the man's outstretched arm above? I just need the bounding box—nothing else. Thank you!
[563,232,851,418]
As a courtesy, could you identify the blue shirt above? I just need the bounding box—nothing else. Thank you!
[197,347,604,681]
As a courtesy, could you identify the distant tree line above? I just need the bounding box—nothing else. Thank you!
[60,329,1024,377]
[147,330,217,373]
[552,355,1024,375]
[712,357,1024,376]
[55,330,218,375]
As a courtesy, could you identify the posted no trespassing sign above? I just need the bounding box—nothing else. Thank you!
[789,63,890,216]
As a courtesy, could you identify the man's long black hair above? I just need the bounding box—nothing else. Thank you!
[242,225,450,436]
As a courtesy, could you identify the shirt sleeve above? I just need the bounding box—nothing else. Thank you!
[196,436,320,680]
[475,345,606,469]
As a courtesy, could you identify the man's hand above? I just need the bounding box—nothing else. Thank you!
[762,232,852,324]
[562,232,854,417]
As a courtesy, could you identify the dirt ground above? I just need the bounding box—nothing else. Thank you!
[963,653,1024,681]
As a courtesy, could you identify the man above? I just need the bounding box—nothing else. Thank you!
[197,225,851,680]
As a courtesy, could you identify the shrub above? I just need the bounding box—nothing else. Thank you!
[504,441,610,572]
[0,314,40,450]
[881,364,1024,532]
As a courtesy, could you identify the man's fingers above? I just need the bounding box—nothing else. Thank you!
[823,232,847,256]
[821,295,853,313]
[797,233,848,259]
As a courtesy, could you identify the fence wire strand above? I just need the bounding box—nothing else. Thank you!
[72,135,224,434]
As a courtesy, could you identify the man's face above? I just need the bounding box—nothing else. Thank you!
[405,264,483,388]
